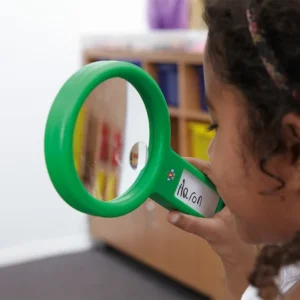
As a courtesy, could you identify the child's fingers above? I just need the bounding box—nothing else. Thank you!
[167,210,218,241]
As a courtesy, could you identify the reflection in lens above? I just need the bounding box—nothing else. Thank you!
[73,77,150,202]
[129,142,148,171]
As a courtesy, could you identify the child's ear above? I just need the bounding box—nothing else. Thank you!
[282,113,300,160]
[282,113,300,190]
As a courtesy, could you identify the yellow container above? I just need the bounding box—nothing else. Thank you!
[188,122,215,161]
[105,171,117,201]
[94,169,106,200]
[73,105,87,176]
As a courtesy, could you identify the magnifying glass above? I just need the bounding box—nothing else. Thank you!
[44,61,224,218]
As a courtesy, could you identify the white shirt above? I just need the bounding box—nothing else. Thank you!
[242,265,300,299]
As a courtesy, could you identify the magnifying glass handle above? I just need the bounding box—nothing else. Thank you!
[151,150,224,218]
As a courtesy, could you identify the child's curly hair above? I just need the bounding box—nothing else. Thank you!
[249,232,300,299]
[203,0,300,298]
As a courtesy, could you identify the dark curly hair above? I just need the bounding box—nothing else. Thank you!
[203,0,300,298]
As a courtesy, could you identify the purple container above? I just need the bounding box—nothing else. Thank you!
[148,0,189,29]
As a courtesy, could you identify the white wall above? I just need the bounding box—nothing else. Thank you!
[0,0,147,266]
[79,0,148,35]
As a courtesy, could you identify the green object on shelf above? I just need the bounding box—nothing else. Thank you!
[44,61,224,218]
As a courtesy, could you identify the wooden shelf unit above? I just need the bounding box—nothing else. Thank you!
[83,48,231,300]
[83,49,211,158]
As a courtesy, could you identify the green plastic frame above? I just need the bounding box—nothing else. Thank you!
[44,61,224,218]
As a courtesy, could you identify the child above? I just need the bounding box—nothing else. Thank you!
[167,0,300,299]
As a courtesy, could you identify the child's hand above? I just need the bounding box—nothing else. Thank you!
[168,204,255,267]
[167,158,258,298]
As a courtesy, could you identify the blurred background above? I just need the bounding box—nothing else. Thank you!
[0,1,231,299]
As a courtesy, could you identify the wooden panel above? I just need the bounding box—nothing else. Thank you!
[89,202,232,300]
[179,64,202,112]
[143,202,232,300]
[179,117,188,157]
[89,206,149,254]
[142,62,158,81]
[170,117,179,154]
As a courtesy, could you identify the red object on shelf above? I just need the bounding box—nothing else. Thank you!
[99,121,110,162]
[111,130,122,167]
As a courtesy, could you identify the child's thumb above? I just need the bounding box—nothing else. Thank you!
[167,211,217,241]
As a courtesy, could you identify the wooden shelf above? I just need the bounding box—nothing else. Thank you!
[184,110,210,122]
[168,107,180,118]
[83,49,204,65]
[168,108,210,122]
[84,46,231,300]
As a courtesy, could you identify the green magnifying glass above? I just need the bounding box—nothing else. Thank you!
[44,61,224,218]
